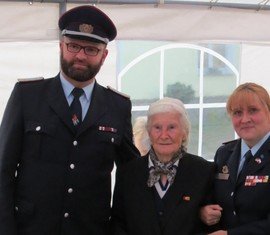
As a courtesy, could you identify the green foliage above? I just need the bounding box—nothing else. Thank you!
[165,82,195,103]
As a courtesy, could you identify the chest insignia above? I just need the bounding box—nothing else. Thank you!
[245,175,269,186]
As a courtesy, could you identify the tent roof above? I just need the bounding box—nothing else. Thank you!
[1,0,270,11]
[0,1,270,43]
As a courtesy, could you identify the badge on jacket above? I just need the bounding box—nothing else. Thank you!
[245,175,269,186]
[216,165,229,180]
[98,126,117,133]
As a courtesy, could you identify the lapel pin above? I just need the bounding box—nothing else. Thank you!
[255,158,262,164]
[72,114,80,126]
[222,165,229,174]
[183,195,190,201]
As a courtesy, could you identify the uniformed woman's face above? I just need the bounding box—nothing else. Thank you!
[230,93,270,148]
[148,112,186,162]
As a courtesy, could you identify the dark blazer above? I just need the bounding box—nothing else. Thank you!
[111,152,215,235]
[0,75,139,235]
[214,137,270,235]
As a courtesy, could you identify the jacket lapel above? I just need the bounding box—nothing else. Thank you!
[137,157,161,234]
[47,75,76,134]
[237,138,270,185]
[159,155,191,229]
[77,83,107,136]
[226,140,241,186]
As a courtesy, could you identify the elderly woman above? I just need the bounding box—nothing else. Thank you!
[200,83,270,235]
[111,97,215,235]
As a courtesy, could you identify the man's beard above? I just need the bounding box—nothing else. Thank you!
[61,53,102,82]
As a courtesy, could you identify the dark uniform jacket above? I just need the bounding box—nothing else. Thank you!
[111,152,215,235]
[214,137,270,235]
[0,75,139,235]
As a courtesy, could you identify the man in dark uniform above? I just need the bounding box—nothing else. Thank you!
[0,5,139,235]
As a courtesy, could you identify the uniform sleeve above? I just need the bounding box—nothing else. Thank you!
[114,98,140,167]
[0,83,24,235]
[110,166,128,235]
[196,161,220,234]
[228,219,270,235]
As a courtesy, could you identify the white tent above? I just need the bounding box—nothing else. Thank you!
[0,0,270,159]
[1,0,269,88]
[1,1,270,43]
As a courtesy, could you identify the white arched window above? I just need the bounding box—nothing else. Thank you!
[117,42,240,160]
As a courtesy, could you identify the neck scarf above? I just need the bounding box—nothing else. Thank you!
[147,147,183,187]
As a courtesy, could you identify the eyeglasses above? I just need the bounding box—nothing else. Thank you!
[65,42,101,56]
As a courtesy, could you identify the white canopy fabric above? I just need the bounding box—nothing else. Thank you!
[0,0,269,184]
[0,1,269,110]
[0,2,270,44]
[104,4,270,44]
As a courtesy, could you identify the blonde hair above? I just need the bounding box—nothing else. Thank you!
[226,82,270,116]
[133,116,150,156]
[146,97,190,151]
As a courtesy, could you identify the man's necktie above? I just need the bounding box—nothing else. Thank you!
[238,150,253,178]
[70,88,84,128]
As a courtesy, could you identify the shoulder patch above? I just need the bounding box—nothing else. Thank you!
[107,86,130,99]
[222,139,238,145]
[18,77,44,82]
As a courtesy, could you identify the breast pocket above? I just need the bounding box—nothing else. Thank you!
[88,130,122,160]
[97,132,121,146]
[14,198,35,227]
[23,121,56,159]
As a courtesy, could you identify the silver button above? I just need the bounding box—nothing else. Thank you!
[111,137,114,143]
[73,141,78,146]
[70,164,75,169]
[64,212,69,218]
[36,126,41,131]
[233,211,236,215]
[15,206,18,211]
[68,188,73,193]
[231,192,234,196]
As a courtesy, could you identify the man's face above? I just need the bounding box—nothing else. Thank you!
[60,37,108,82]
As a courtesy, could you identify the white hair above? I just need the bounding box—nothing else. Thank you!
[133,116,150,156]
[146,97,190,151]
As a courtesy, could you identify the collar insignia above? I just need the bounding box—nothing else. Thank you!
[255,158,262,164]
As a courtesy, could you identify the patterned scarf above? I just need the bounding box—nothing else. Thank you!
[147,147,183,187]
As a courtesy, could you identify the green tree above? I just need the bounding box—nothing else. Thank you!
[165,82,195,103]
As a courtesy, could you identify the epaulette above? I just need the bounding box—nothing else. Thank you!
[222,139,238,145]
[18,77,44,82]
[107,86,130,99]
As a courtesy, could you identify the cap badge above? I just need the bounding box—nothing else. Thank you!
[79,24,93,34]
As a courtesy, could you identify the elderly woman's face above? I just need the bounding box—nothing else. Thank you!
[230,94,270,147]
[148,112,185,162]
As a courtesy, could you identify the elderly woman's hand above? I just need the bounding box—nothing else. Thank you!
[200,204,223,226]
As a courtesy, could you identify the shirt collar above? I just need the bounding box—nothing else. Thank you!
[241,131,270,158]
[59,72,94,101]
